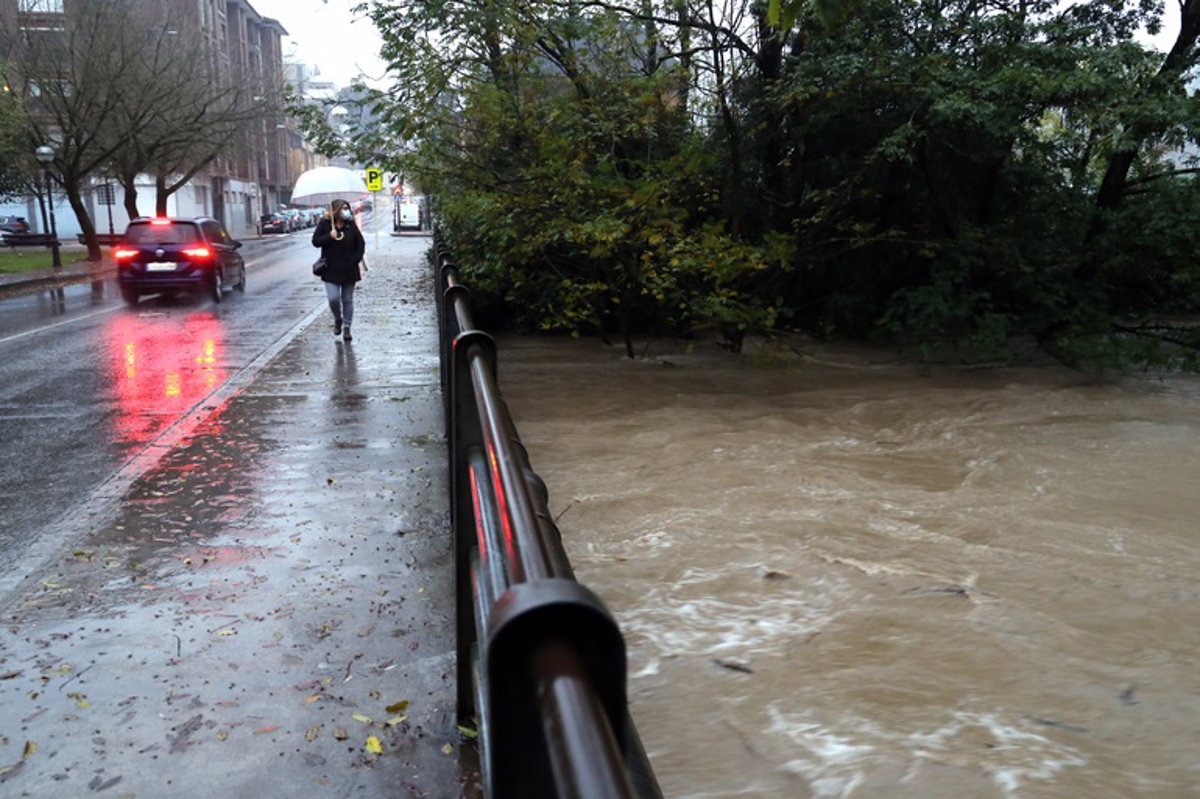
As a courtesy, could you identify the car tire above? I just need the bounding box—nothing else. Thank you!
[120,286,139,307]
[235,264,246,292]
[210,268,222,303]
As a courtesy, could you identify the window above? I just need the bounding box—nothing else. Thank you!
[124,222,202,245]
[19,0,65,12]
[202,220,228,244]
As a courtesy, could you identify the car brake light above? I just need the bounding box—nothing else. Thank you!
[150,218,172,226]
[182,246,212,259]
[114,248,138,260]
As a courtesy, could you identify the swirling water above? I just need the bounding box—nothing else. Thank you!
[498,335,1200,799]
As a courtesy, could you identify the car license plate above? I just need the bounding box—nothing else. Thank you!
[146,262,175,271]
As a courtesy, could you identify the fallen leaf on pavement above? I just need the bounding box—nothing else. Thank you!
[365,736,382,755]
[0,761,26,783]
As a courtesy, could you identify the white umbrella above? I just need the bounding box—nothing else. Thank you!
[289,166,370,206]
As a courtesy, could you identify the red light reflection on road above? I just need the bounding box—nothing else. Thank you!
[105,312,227,445]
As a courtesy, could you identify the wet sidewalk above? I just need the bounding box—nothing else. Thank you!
[0,236,478,796]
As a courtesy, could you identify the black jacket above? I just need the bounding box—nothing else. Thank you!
[312,216,365,285]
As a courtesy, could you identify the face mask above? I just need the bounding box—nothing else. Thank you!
[340,209,353,221]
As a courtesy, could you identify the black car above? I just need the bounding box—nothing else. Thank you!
[0,215,30,235]
[260,213,287,235]
[115,217,246,306]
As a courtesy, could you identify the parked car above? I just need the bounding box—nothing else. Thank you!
[115,217,246,306]
[0,215,30,235]
[279,209,304,231]
[260,213,287,235]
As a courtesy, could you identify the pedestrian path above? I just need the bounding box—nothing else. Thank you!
[0,234,478,796]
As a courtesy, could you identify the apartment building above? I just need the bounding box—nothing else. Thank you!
[0,0,291,241]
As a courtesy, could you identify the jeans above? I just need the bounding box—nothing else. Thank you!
[325,281,356,326]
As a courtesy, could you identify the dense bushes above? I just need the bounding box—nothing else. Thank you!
[338,0,1200,367]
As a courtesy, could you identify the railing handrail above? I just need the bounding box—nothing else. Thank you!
[434,229,662,799]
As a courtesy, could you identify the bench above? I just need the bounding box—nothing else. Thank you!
[2,233,60,249]
[76,233,122,246]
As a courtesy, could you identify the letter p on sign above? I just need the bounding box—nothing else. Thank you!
[366,168,383,192]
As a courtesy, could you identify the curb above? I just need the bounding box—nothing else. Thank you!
[0,263,116,295]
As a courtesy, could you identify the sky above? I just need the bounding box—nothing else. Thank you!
[242,0,1184,89]
[248,0,389,90]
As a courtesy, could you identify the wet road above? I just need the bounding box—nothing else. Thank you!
[0,229,478,796]
[0,231,323,587]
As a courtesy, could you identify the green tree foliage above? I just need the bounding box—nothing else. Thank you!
[337,0,1200,367]
[0,80,30,199]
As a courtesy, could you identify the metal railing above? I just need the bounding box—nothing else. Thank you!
[434,230,663,799]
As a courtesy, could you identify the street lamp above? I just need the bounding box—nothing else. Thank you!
[34,145,61,268]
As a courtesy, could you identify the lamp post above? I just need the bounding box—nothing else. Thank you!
[34,145,61,268]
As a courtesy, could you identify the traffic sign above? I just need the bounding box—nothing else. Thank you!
[365,167,383,192]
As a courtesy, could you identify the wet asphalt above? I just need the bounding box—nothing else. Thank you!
[0,234,481,797]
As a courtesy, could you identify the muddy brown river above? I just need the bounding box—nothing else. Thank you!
[496,334,1200,799]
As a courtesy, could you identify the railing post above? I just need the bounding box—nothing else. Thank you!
[485,579,631,798]
[435,230,663,799]
[441,281,470,421]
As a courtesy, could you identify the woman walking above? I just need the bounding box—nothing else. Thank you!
[312,199,366,342]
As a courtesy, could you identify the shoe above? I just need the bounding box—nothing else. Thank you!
[333,317,342,336]
[343,325,352,342]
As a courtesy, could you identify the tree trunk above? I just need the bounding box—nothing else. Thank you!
[64,178,101,262]
[155,174,169,216]
[1092,0,1200,215]
[755,17,787,232]
[675,2,692,118]
[1070,0,1200,291]
[35,183,48,234]
[121,172,139,220]
[707,0,743,232]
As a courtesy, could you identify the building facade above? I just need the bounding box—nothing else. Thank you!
[0,0,295,241]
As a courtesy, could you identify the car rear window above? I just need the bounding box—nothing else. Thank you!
[124,222,202,244]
